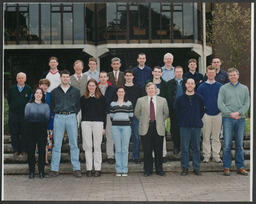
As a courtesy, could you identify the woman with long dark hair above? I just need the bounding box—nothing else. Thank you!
[80,78,107,177]
[25,87,50,179]
[110,86,133,176]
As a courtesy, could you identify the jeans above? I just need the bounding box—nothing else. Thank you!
[180,127,201,170]
[222,117,245,169]
[111,126,131,173]
[131,117,140,160]
[51,114,80,171]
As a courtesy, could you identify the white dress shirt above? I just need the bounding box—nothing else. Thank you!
[148,95,157,114]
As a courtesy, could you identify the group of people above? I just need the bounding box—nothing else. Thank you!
[7,52,250,179]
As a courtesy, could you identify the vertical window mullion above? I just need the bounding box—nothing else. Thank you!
[39,4,41,44]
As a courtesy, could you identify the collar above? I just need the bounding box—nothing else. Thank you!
[148,95,156,101]
[175,78,182,82]
[49,69,59,74]
[230,82,239,87]
[138,65,145,70]
[162,66,174,71]
[17,84,25,89]
[206,80,216,84]
[88,69,98,74]
[89,94,95,97]
[113,70,120,74]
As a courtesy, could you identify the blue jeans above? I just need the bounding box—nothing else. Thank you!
[51,114,80,171]
[131,117,140,160]
[222,117,245,169]
[111,126,131,173]
[180,127,201,170]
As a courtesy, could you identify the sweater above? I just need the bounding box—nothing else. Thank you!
[217,82,250,118]
[80,95,107,128]
[7,84,33,115]
[109,101,133,126]
[70,74,88,96]
[203,69,229,85]
[24,102,50,123]
[175,93,205,128]
[46,71,61,92]
[197,81,222,115]
[132,66,152,89]
[124,85,144,108]
[183,71,204,89]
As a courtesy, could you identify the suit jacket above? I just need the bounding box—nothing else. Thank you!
[134,95,169,136]
[70,74,88,96]
[108,71,125,87]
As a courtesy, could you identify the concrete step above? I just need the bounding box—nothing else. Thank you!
[4,149,250,164]
[4,160,250,175]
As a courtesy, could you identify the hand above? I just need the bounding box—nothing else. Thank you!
[230,112,240,118]
[102,129,106,135]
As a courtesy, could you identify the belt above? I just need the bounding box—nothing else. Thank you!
[56,112,75,115]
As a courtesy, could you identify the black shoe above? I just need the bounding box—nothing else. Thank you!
[86,171,92,177]
[29,172,35,179]
[133,159,141,164]
[48,170,59,177]
[144,172,152,177]
[193,169,201,176]
[173,148,180,155]
[73,170,82,178]
[156,171,166,176]
[181,168,188,176]
[39,172,45,179]
[107,158,115,164]
[162,157,168,163]
[94,171,101,177]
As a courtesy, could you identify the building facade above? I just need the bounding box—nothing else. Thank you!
[4,2,212,90]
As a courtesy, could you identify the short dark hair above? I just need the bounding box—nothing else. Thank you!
[138,53,146,58]
[99,71,108,77]
[49,56,58,62]
[174,65,183,71]
[153,66,162,72]
[211,57,221,63]
[60,69,70,76]
[124,69,134,76]
[188,58,197,64]
[89,57,97,63]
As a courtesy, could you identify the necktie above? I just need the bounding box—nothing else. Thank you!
[150,97,155,121]
[114,71,118,85]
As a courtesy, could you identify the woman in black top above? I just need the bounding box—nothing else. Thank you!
[80,79,107,177]
[24,87,50,179]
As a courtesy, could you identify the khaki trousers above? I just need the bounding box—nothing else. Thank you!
[202,113,222,160]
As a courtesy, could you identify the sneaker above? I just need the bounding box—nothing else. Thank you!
[107,158,115,164]
[49,170,59,177]
[212,157,222,163]
[193,169,201,176]
[162,157,168,163]
[133,159,141,164]
[94,171,101,177]
[116,173,122,177]
[181,168,188,176]
[73,170,82,178]
[86,171,92,177]
[237,168,248,176]
[122,173,128,177]
[223,168,230,176]
[203,158,209,163]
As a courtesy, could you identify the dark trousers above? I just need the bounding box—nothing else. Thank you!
[142,121,163,173]
[170,114,180,151]
[9,112,26,153]
[27,122,47,173]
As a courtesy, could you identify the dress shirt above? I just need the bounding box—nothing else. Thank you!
[148,95,157,114]
[17,84,25,92]
[162,66,175,82]
[84,69,99,82]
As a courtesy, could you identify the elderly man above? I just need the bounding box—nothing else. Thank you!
[7,72,33,157]
[70,60,88,96]
[135,82,169,177]
[162,52,175,82]
[218,68,250,176]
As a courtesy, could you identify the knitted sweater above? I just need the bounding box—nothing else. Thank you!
[109,101,133,126]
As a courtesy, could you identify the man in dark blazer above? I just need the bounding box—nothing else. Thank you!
[107,57,125,87]
[165,66,186,155]
[135,82,169,177]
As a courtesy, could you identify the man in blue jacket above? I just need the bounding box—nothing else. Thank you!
[175,78,205,176]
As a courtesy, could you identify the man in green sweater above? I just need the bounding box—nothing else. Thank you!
[7,72,33,158]
[217,68,250,176]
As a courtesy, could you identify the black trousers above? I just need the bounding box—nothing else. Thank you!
[27,122,47,173]
[9,112,26,153]
[142,121,163,173]
[170,114,180,151]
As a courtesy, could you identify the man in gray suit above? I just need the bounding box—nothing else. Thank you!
[70,60,88,96]
[135,82,169,177]
[107,57,125,87]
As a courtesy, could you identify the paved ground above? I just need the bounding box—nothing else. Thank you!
[3,172,250,201]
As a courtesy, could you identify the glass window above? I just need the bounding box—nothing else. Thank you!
[151,3,161,40]
[63,4,73,44]
[173,11,182,39]
[28,4,39,43]
[51,4,61,44]
[73,3,85,44]
[5,4,18,42]
[183,3,194,40]
[41,4,50,44]
[18,4,29,43]
[161,3,171,40]
[86,3,95,42]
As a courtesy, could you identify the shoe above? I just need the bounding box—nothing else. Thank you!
[29,172,34,179]
[203,157,209,163]
[193,169,201,176]
[156,171,166,176]
[144,172,152,177]
[162,157,168,163]
[223,168,230,176]
[39,172,45,179]
[213,158,222,163]
[49,170,59,177]
[116,173,122,177]
[122,173,128,177]
[94,171,101,177]
[173,148,180,155]
[181,168,188,176]
[73,170,82,178]
[13,152,19,158]
[107,158,115,164]
[86,171,92,177]
[237,168,248,176]
[133,159,141,164]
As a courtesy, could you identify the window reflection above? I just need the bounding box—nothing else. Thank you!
[74,4,85,44]
[41,4,50,44]
[29,4,39,43]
